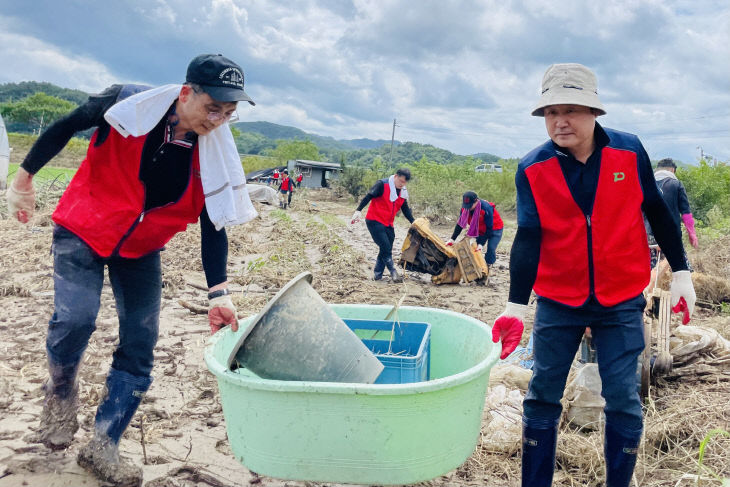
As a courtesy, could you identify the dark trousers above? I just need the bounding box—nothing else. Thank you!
[366,219,395,276]
[280,189,292,204]
[484,229,503,265]
[523,294,646,431]
[47,226,161,379]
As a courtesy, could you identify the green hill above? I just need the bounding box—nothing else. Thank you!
[2,82,505,167]
[0,81,88,105]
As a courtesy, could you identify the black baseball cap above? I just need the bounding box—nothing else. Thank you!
[462,191,478,209]
[186,54,255,105]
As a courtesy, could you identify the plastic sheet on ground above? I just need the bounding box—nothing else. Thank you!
[489,362,533,391]
[481,384,523,452]
[668,325,730,381]
[503,332,534,369]
[670,325,730,361]
[562,363,605,430]
[247,184,279,206]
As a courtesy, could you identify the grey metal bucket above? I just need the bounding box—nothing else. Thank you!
[226,272,384,383]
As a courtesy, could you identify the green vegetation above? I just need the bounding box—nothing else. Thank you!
[696,429,730,486]
[0,81,88,105]
[1,93,76,134]
[8,133,88,168]
[7,163,76,191]
[264,139,320,165]
[241,154,279,174]
[335,156,518,222]
[677,160,730,237]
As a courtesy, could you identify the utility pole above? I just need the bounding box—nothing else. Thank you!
[697,145,704,161]
[389,119,398,166]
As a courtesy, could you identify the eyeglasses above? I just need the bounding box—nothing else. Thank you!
[206,110,239,123]
[190,85,239,123]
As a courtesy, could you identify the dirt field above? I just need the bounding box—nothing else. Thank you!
[0,185,728,487]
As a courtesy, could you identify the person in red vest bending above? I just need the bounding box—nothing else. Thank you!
[296,171,303,188]
[6,54,256,486]
[489,63,696,487]
[351,168,415,282]
[278,169,294,209]
[446,190,504,269]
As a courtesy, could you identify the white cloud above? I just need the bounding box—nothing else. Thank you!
[0,0,728,162]
[0,20,118,92]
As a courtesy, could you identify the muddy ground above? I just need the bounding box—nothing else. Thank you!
[0,186,728,487]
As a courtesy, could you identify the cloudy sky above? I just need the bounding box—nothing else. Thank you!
[1,0,728,163]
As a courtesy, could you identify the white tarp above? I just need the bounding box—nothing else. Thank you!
[0,113,9,190]
[246,183,279,206]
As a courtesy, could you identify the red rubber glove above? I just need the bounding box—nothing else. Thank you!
[208,294,238,334]
[491,302,527,360]
[670,270,696,325]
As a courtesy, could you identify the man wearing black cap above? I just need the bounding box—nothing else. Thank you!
[7,54,255,486]
[446,190,504,270]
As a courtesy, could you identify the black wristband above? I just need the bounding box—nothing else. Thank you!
[208,288,230,300]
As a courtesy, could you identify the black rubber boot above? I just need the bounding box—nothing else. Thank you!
[604,422,642,487]
[521,417,559,487]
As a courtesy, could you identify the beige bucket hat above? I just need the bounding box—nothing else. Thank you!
[532,63,606,117]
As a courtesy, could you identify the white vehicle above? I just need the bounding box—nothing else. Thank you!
[475,163,502,173]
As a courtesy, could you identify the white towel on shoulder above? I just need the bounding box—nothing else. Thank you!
[388,174,408,201]
[104,84,257,230]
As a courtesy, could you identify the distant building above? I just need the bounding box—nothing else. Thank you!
[287,159,342,188]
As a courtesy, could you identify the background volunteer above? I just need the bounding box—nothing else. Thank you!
[447,190,504,268]
[351,168,415,282]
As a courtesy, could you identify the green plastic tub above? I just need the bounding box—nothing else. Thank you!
[205,304,500,485]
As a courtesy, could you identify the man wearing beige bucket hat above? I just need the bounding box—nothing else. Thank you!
[490,63,696,487]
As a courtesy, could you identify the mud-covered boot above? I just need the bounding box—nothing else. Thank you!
[385,257,403,283]
[77,368,151,487]
[77,432,142,487]
[373,257,385,281]
[35,361,80,450]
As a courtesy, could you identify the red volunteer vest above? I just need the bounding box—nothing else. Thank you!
[366,179,405,227]
[280,177,292,191]
[460,201,504,235]
[489,202,504,231]
[524,147,649,306]
[53,128,205,258]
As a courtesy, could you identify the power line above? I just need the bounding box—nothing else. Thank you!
[618,112,730,126]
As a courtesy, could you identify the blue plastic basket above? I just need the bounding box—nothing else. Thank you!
[344,319,431,384]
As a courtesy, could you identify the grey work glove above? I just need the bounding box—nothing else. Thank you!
[7,182,35,223]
